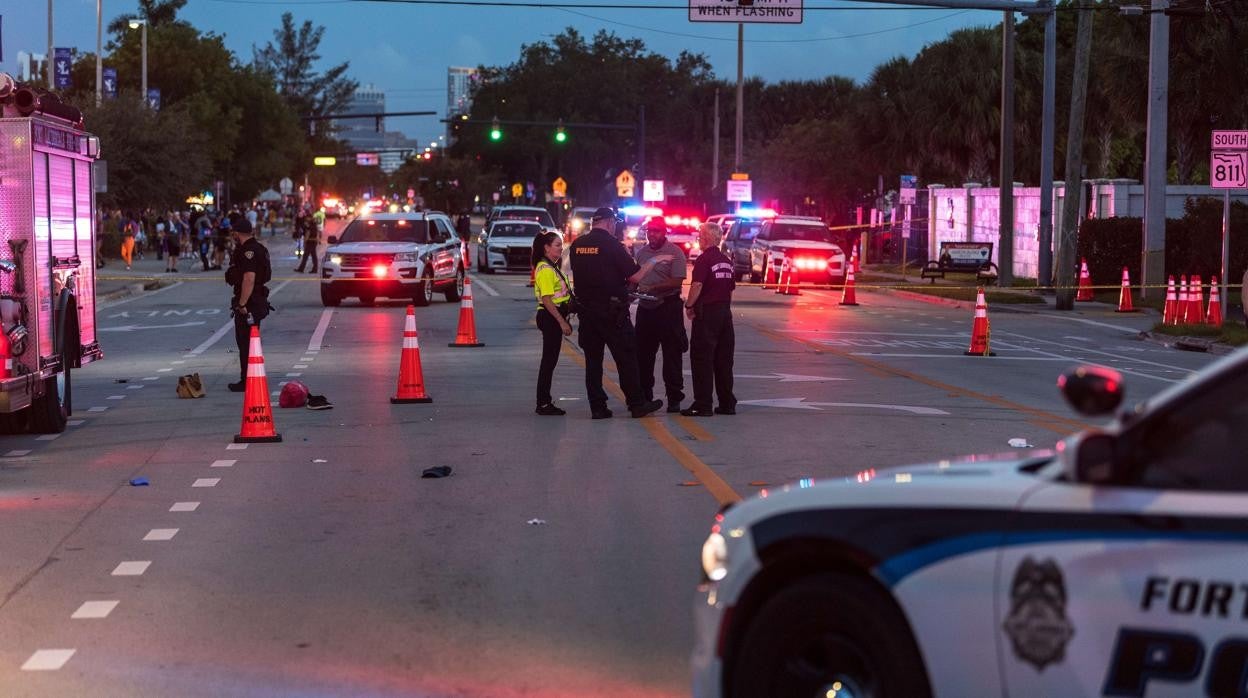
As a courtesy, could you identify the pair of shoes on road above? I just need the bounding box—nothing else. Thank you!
[535,403,566,416]
[680,406,714,417]
[306,395,333,410]
[227,380,246,393]
[630,399,663,419]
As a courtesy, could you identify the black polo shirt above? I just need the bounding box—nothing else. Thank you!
[230,237,271,302]
[568,226,639,302]
[691,246,735,305]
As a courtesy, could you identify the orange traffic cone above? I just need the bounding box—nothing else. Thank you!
[1188,275,1205,325]
[391,305,433,403]
[776,258,800,296]
[1076,258,1094,301]
[448,276,485,347]
[851,242,860,274]
[965,287,994,356]
[1115,267,1137,313]
[1163,275,1178,325]
[840,265,859,306]
[461,240,470,270]
[1207,277,1224,328]
[234,326,281,443]
[1177,275,1190,324]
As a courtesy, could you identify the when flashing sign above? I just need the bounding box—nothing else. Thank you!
[689,0,803,24]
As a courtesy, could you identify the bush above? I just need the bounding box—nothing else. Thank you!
[1077,198,1248,287]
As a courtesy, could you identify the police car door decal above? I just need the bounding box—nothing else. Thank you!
[998,485,1248,697]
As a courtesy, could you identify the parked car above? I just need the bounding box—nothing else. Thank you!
[477,220,546,274]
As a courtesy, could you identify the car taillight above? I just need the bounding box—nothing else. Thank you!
[792,257,827,271]
[373,264,388,278]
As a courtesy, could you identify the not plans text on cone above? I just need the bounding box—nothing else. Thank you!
[235,326,282,443]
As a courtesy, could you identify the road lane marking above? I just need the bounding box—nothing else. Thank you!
[990,340,1180,384]
[308,308,334,352]
[781,330,965,338]
[849,353,1072,361]
[226,443,247,450]
[21,649,75,671]
[72,601,119,619]
[285,372,302,377]
[471,277,500,297]
[996,330,1198,374]
[36,434,60,441]
[143,528,178,541]
[300,356,314,362]
[170,502,200,512]
[738,398,949,415]
[126,384,145,390]
[171,360,185,365]
[87,407,107,412]
[293,364,308,369]
[211,460,236,468]
[672,414,714,441]
[68,420,85,426]
[107,395,125,400]
[5,450,31,457]
[143,376,159,381]
[189,279,293,356]
[192,478,220,488]
[111,561,150,576]
[560,343,740,505]
[98,280,183,309]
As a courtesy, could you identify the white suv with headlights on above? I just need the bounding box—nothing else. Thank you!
[748,216,846,285]
[320,211,465,307]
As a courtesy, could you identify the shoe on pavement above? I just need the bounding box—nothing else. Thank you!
[535,403,566,416]
[306,395,333,410]
[714,405,736,415]
[227,380,246,393]
[680,406,715,417]
[630,399,663,418]
[591,408,614,420]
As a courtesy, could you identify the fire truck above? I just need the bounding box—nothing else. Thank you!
[0,73,103,433]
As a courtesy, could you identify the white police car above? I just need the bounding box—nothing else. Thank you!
[694,348,1248,697]
[320,211,464,307]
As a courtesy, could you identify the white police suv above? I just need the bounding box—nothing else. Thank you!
[320,211,464,307]
[694,348,1248,698]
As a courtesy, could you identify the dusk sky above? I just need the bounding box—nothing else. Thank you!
[4,0,999,144]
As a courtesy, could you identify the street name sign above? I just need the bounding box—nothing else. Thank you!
[689,0,803,24]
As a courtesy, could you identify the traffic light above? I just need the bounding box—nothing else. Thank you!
[554,120,567,144]
[489,117,502,142]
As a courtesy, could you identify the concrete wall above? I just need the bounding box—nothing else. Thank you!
[927,181,1248,280]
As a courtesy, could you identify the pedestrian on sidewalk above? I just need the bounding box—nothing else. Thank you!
[681,223,737,417]
[120,213,137,270]
[532,231,574,416]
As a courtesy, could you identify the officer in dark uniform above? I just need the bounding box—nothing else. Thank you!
[567,207,669,419]
[681,222,737,416]
[226,218,272,392]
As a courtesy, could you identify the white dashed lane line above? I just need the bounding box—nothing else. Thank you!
[226,443,247,451]
[293,364,308,369]
[67,420,85,426]
[107,395,125,400]
[111,561,151,576]
[126,385,145,390]
[285,372,302,377]
[35,434,60,441]
[87,406,108,412]
[157,368,173,372]
[170,502,200,512]
[192,478,220,488]
[21,649,75,671]
[4,450,31,457]
[71,601,119,619]
[211,460,235,468]
[143,528,179,541]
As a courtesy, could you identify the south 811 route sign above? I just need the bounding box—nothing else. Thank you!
[689,0,803,24]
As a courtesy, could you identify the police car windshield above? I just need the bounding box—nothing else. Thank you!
[770,223,832,242]
[497,211,556,228]
[490,223,543,238]
[735,222,762,240]
[339,219,431,244]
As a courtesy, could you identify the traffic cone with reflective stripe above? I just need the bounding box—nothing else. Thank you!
[448,276,485,347]
[1207,276,1223,328]
[1115,267,1137,313]
[1187,274,1205,325]
[234,326,281,443]
[1076,258,1094,301]
[461,240,470,270]
[1163,275,1178,325]
[1177,275,1190,324]
[851,242,860,274]
[392,305,433,403]
[776,258,800,296]
[839,265,859,306]
[965,287,995,356]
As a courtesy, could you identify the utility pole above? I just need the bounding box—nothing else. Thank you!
[1141,0,1170,299]
[47,0,54,90]
[998,10,1015,287]
[712,88,720,192]
[1037,5,1056,289]
[1056,3,1093,310]
[95,0,102,106]
[734,23,744,172]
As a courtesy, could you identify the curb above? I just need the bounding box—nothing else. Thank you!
[866,285,974,309]
[1138,330,1237,356]
[97,278,173,303]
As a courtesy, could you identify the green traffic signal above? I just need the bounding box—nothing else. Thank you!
[490,128,503,141]
[554,121,567,144]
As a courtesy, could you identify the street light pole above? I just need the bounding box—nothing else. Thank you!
[47,0,54,90]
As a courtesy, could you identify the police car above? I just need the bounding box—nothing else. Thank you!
[693,350,1248,697]
[320,211,464,307]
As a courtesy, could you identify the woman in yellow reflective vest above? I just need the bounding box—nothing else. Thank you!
[532,231,573,416]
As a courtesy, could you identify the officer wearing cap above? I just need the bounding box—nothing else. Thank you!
[634,216,688,412]
[225,218,272,392]
[568,207,670,419]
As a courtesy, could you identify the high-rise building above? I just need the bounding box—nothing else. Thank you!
[338,85,386,151]
[15,52,47,84]
[446,67,478,144]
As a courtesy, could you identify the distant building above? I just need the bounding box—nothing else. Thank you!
[15,51,47,84]
[338,85,386,151]
[446,67,478,144]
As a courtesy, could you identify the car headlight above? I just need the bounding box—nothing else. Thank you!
[701,532,728,582]
[394,251,419,262]
[329,255,343,266]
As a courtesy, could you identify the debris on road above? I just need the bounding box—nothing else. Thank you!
[527,518,547,525]
[129,477,150,486]
[421,466,452,478]
[678,481,701,487]
[312,459,327,463]
[114,378,129,383]
[1008,438,1034,448]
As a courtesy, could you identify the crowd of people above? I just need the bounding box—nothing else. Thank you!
[97,204,302,273]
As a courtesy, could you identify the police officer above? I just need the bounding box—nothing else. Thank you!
[568,207,669,419]
[226,218,272,392]
[633,216,688,412]
[295,206,320,273]
[681,223,736,417]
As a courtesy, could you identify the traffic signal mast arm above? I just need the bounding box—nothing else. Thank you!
[450,117,635,131]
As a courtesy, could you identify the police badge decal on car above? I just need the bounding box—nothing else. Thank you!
[1002,556,1075,670]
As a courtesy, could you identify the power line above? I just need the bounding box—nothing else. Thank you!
[210,0,968,10]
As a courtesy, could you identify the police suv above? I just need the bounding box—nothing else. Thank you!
[694,350,1248,698]
[320,211,464,307]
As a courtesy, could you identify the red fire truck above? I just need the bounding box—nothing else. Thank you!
[0,74,103,433]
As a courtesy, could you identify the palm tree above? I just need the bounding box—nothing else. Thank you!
[107,0,188,35]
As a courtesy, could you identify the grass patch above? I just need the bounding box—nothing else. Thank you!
[1151,322,1248,346]
[895,285,1046,304]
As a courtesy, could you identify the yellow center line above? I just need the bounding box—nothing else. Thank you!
[672,414,714,442]
[560,342,741,506]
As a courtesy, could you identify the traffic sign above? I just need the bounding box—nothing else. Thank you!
[616,169,635,198]
[643,179,665,202]
[689,0,803,24]
[279,177,293,195]
[726,179,752,202]
[1212,131,1248,150]
[552,177,568,198]
[730,172,750,181]
[1212,151,1247,189]
[511,182,523,198]
[356,153,379,166]
[899,174,917,205]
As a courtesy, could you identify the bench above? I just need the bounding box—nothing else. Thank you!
[921,242,999,285]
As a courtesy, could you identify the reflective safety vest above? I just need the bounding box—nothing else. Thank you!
[534,259,571,309]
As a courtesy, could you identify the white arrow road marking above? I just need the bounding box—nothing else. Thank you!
[99,321,208,332]
[738,397,948,415]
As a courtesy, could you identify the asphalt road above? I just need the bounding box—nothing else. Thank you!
[0,231,1222,696]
